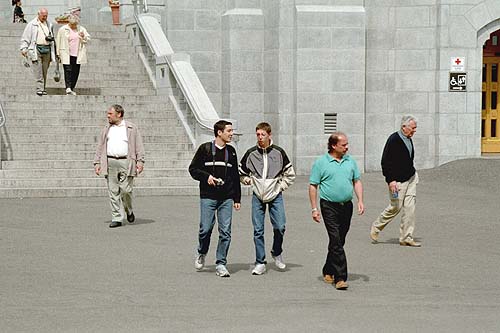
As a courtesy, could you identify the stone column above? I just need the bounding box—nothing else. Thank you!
[222,8,264,152]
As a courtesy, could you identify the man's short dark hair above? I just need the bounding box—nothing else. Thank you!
[256,122,272,134]
[111,104,124,118]
[214,120,232,137]
[327,131,346,152]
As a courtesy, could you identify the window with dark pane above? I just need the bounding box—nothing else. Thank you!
[492,64,498,82]
[483,64,487,82]
[482,119,486,137]
[482,91,486,110]
[492,91,497,110]
[492,119,497,137]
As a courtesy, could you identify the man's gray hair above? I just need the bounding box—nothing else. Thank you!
[401,115,417,127]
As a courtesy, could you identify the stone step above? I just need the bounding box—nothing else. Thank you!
[3,40,133,48]
[0,88,157,96]
[0,176,196,188]
[1,150,195,160]
[3,142,194,152]
[1,159,192,170]
[0,94,170,103]
[0,126,188,136]
[3,117,180,127]
[5,79,154,89]
[2,135,190,144]
[1,72,153,82]
[0,22,197,198]
[0,167,190,178]
[2,104,175,113]
[2,57,142,68]
[1,158,194,171]
[0,186,199,198]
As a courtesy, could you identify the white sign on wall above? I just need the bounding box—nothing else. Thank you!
[450,57,466,72]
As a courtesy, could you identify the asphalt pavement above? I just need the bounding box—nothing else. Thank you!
[1,158,500,332]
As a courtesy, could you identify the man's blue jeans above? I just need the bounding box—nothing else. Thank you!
[198,198,233,266]
[252,193,286,264]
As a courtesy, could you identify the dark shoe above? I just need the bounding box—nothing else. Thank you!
[109,221,122,228]
[36,91,43,96]
[335,280,349,290]
[127,212,135,223]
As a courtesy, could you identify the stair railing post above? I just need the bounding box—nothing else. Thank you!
[131,0,138,15]
[0,102,4,169]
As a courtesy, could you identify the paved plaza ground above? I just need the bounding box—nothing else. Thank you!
[1,158,500,332]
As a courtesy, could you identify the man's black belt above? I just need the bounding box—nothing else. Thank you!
[107,155,127,160]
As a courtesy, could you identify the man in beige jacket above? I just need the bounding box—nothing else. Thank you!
[94,104,145,228]
[19,8,56,96]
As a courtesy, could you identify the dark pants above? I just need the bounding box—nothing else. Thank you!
[320,199,353,283]
[63,56,80,90]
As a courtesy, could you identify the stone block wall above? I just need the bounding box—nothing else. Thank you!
[294,5,366,173]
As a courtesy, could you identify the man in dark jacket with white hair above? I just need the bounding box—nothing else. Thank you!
[370,115,421,247]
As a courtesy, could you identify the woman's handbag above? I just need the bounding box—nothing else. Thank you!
[54,62,60,82]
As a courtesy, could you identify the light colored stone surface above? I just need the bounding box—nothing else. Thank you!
[13,0,498,175]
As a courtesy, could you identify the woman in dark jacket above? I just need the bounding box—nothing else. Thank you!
[13,0,26,23]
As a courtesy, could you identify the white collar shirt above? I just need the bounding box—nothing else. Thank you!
[36,20,50,45]
[106,120,128,157]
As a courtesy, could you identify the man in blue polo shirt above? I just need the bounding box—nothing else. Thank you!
[308,132,364,290]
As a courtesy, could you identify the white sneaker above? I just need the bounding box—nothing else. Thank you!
[272,254,286,270]
[215,264,230,277]
[70,90,77,96]
[66,88,72,95]
[252,263,266,275]
[194,253,205,270]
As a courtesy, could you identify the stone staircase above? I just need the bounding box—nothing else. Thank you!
[0,23,198,198]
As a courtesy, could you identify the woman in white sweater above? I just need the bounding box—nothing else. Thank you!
[56,14,90,95]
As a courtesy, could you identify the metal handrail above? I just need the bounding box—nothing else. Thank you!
[0,101,5,128]
[132,0,148,14]
[134,14,219,131]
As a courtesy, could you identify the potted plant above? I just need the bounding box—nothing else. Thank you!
[108,0,120,25]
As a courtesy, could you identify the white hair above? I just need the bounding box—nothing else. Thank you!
[401,115,417,127]
[68,14,79,25]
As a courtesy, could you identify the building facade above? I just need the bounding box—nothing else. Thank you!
[7,0,500,174]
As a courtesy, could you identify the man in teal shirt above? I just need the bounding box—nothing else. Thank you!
[309,132,364,290]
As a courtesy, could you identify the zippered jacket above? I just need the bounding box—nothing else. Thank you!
[189,142,241,203]
[239,142,295,203]
[93,121,145,177]
[20,17,56,62]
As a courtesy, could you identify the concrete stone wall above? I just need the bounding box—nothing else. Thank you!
[222,8,265,151]
[294,5,366,173]
[364,1,440,171]
[17,0,500,174]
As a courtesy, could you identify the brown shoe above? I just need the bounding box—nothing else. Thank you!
[370,226,379,243]
[400,239,421,247]
[323,274,334,284]
[335,280,349,290]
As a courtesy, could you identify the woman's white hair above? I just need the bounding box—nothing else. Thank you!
[68,14,79,25]
[401,115,417,127]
